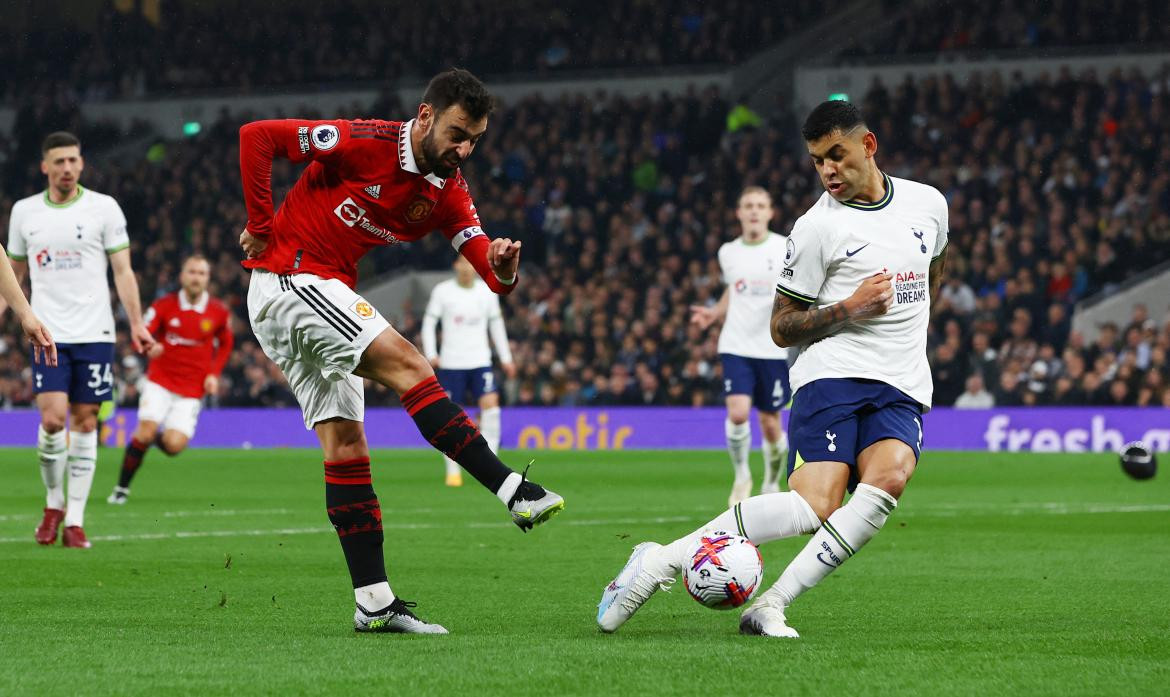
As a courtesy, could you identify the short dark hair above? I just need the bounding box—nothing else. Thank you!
[422,68,495,121]
[801,100,866,142]
[42,131,81,154]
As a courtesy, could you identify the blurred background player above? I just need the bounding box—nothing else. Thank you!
[422,254,516,486]
[5,131,152,548]
[238,69,563,633]
[599,100,948,639]
[108,254,234,504]
[690,186,791,506]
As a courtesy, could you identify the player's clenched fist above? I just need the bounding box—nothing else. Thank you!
[239,228,268,259]
[844,272,894,320]
[488,237,521,281]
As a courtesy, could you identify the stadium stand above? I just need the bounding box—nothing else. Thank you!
[2,14,1169,409]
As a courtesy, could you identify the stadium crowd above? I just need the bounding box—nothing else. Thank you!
[2,65,1170,410]
[1,0,829,102]
[843,0,1169,60]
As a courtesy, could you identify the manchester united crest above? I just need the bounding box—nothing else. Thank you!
[200,319,213,333]
[405,196,435,223]
[351,300,376,320]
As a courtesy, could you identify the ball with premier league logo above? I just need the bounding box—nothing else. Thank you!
[683,531,763,609]
[1119,441,1157,480]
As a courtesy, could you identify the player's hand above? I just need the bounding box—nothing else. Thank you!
[502,362,517,380]
[843,272,894,320]
[148,343,164,359]
[488,238,521,282]
[130,322,156,354]
[240,228,268,260]
[20,311,57,367]
[203,374,219,397]
[689,304,719,330]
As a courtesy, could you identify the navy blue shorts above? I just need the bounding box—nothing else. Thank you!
[437,366,497,404]
[787,378,923,492]
[30,342,115,404]
[720,353,790,412]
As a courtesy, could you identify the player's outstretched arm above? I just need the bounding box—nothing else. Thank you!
[109,248,153,353]
[689,288,729,331]
[0,248,56,366]
[457,235,520,295]
[771,272,893,348]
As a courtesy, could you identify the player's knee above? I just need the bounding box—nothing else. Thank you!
[159,433,187,456]
[41,414,67,433]
[72,415,99,433]
[804,495,842,523]
[863,464,914,500]
[726,407,750,425]
[134,422,159,443]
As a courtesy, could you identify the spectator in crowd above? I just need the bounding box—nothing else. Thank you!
[954,374,995,409]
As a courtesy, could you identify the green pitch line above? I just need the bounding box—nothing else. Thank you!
[0,448,1166,696]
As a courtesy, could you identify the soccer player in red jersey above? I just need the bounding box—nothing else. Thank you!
[107,254,233,504]
[237,69,564,634]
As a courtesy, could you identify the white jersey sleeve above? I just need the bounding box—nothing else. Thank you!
[421,285,442,360]
[933,190,949,258]
[102,197,130,254]
[7,200,28,260]
[776,215,832,305]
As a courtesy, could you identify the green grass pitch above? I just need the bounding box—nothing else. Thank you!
[1,447,1167,695]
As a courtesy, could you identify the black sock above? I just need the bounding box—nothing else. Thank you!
[324,458,386,589]
[118,438,149,488]
[401,376,513,493]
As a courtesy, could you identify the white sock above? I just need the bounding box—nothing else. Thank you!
[443,455,460,476]
[659,491,821,574]
[64,430,98,528]
[764,483,898,607]
[761,438,786,491]
[355,581,395,611]
[725,418,751,481]
[38,425,68,510]
[495,471,522,506]
[480,406,501,454]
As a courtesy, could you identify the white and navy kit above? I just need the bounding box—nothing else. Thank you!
[717,233,791,411]
[775,173,948,485]
[7,186,129,402]
[422,278,512,403]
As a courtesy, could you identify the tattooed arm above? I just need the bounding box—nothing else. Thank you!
[770,272,894,348]
[928,244,948,315]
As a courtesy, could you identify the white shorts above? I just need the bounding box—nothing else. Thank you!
[138,379,202,438]
[247,269,390,429]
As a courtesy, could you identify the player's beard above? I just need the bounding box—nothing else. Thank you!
[421,130,462,178]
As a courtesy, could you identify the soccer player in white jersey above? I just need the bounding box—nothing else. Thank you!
[690,186,791,506]
[6,131,153,549]
[598,100,948,638]
[422,254,516,486]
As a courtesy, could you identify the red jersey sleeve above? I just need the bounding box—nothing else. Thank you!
[210,304,235,377]
[238,119,355,237]
[439,174,517,295]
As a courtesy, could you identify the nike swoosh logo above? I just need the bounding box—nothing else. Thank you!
[94,388,111,397]
[816,552,838,568]
[845,244,869,257]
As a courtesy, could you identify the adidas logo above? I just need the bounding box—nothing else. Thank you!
[364,185,381,199]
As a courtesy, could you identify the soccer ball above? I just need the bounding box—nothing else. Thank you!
[683,531,763,610]
[1120,441,1157,480]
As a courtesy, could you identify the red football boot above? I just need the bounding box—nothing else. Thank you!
[34,508,64,545]
[62,526,92,549]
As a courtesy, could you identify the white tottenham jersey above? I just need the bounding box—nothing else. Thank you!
[422,278,513,370]
[6,186,129,343]
[717,233,790,360]
[776,173,948,408]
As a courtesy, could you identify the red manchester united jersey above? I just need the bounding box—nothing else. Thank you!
[144,292,234,399]
[239,118,513,293]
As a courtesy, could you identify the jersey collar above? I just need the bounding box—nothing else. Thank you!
[399,120,446,189]
[43,184,85,208]
[840,172,894,211]
[179,290,209,313]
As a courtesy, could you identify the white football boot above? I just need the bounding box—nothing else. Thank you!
[597,542,678,633]
[728,478,753,507]
[355,599,448,634]
[739,591,800,638]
